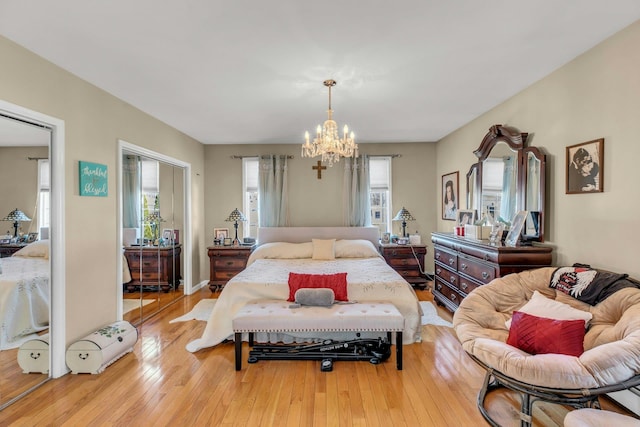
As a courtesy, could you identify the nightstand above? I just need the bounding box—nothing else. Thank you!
[0,243,27,258]
[123,245,182,292]
[207,245,255,292]
[379,243,428,289]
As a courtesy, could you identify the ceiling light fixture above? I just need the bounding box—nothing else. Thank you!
[302,79,358,167]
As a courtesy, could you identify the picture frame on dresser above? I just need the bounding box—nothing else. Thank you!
[457,209,476,227]
[0,238,10,244]
[505,210,528,247]
[214,228,229,241]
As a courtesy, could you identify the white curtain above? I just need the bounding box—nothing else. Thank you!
[122,155,140,229]
[500,155,517,222]
[342,154,371,226]
[258,155,289,227]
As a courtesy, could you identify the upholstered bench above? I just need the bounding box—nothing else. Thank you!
[232,300,405,370]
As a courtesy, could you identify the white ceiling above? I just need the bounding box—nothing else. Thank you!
[1,1,640,146]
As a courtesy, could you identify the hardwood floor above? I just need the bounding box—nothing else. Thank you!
[0,285,636,426]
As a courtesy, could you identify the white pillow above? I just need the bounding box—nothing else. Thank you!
[505,290,593,329]
[312,239,336,260]
[334,239,380,258]
[246,242,313,266]
[12,239,50,259]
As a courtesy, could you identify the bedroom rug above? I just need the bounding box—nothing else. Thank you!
[420,301,453,328]
[123,299,155,315]
[170,299,217,323]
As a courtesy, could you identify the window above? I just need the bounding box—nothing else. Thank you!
[243,157,259,239]
[37,159,50,231]
[369,157,392,235]
[140,159,159,240]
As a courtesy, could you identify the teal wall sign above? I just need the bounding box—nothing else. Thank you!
[79,161,108,197]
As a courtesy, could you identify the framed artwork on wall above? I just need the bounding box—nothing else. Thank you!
[566,138,604,194]
[442,171,459,221]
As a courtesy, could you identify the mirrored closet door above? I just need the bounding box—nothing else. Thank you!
[121,151,185,325]
[0,113,51,409]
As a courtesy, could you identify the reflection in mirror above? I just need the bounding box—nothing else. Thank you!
[481,142,518,223]
[522,147,546,242]
[466,164,478,211]
[0,114,51,408]
[122,152,184,325]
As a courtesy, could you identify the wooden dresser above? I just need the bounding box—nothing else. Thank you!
[208,245,255,292]
[431,232,552,312]
[123,245,182,292]
[379,243,428,289]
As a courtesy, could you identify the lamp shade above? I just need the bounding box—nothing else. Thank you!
[225,208,247,222]
[393,207,415,222]
[143,211,164,223]
[2,208,31,238]
[2,208,31,223]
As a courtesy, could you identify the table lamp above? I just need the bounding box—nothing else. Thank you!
[225,208,247,246]
[143,211,164,244]
[2,208,31,238]
[393,207,415,238]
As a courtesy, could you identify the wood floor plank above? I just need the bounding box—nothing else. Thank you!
[0,286,637,426]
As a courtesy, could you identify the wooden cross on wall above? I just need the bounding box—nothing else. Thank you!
[312,160,327,179]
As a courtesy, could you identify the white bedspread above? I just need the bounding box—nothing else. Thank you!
[0,257,49,350]
[186,257,423,352]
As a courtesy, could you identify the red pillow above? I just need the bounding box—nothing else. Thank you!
[287,272,348,302]
[506,311,586,357]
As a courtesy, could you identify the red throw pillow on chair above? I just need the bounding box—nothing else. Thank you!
[506,311,586,357]
[287,272,348,302]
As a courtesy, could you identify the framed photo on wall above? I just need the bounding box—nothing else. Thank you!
[457,209,476,227]
[442,171,459,221]
[566,138,604,194]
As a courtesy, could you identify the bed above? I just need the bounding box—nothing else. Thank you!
[186,227,423,352]
[0,240,50,350]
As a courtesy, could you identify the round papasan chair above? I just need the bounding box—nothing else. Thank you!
[453,266,640,427]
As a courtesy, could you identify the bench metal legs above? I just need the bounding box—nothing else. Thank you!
[235,332,402,371]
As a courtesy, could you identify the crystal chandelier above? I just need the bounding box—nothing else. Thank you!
[302,79,358,167]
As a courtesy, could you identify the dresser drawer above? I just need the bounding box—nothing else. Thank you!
[458,255,496,284]
[213,258,248,269]
[434,279,464,307]
[214,270,241,281]
[458,275,481,296]
[210,249,249,258]
[434,246,457,270]
[435,264,458,288]
[395,268,423,280]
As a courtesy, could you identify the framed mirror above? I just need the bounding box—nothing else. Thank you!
[467,124,546,243]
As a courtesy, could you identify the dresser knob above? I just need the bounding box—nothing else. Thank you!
[451,294,457,301]
[461,263,467,270]
[391,250,397,256]
[435,253,441,260]
[482,271,489,279]
[449,276,455,283]
[448,258,454,265]
[461,283,468,290]
[436,268,441,275]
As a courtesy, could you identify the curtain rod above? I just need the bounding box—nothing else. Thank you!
[367,154,402,158]
[27,157,49,160]
[231,155,294,159]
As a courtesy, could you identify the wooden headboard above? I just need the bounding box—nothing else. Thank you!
[257,227,380,247]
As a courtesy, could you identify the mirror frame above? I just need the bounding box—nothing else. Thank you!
[467,124,547,242]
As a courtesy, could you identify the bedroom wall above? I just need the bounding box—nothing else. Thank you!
[435,20,640,279]
[204,142,437,249]
[0,146,48,236]
[0,35,207,345]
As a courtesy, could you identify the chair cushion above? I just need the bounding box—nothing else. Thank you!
[506,311,586,357]
[453,267,640,389]
[505,290,593,329]
[564,408,640,427]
